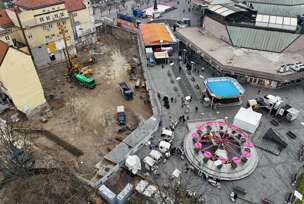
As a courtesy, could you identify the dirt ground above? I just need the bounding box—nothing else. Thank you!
[32,33,152,177]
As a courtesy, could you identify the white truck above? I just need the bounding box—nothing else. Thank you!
[249,95,299,122]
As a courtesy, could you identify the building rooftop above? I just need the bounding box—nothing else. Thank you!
[64,0,86,12]
[0,9,13,27]
[0,41,9,65]
[16,0,64,10]
[176,27,304,80]
[227,26,299,52]
[234,0,304,6]
[139,23,176,46]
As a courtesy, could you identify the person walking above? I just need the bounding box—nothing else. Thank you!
[195,106,198,112]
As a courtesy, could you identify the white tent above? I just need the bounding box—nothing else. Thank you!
[159,141,171,153]
[149,150,162,161]
[233,107,262,133]
[125,155,141,174]
[136,180,149,193]
[143,156,156,170]
[161,128,173,137]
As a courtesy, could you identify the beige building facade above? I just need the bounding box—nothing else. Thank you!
[0,41,46,116]
[6,1,77,66]
[65,0,96,45]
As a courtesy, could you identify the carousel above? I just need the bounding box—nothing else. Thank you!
[183,119,259,180]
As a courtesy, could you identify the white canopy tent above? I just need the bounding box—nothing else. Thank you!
[159,141,171,153]
[233,107,262,133]
[125,155,141,174]
[149,150,162,161]
[143,156,156,170]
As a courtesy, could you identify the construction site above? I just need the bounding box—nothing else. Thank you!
[0,25,152,203]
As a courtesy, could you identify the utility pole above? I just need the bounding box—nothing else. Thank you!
[14,6,37,68]
[58,24,72,75]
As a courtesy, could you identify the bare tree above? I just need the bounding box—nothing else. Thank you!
[128,175,205,204]
[0,124,34,178]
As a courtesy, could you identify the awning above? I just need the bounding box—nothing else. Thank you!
[208,4,243,17]
[154,51,169,59]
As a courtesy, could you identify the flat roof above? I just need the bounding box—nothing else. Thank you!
[140,23,176,46]
[176,27,304,81]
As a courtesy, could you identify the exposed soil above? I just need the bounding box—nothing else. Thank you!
[31,33,152,178]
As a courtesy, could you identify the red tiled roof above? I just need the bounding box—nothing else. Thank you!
[0,41,9,65]
[0,9,13,26]
[64,0,86,12]
[16,0,64,10]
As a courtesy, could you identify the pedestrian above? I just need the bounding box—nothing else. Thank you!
[258,89,261,94]
[195,106,198,112]
[162,64,164,69]
[171,97,174,103]
[186,116,189,120]
[179,66,182,73]
[174,97,177,103]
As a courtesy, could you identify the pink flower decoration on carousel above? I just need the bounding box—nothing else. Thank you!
[217,121,225,126]
[196,123,205,130]
[218,156,226,164]
[242,150,251,158]
[203,150,213,159]
[207,121,216,126]
[240,131,249,139]
[194,142,202,149]
[192,132,199,138]
[229,124,239,131]
[245,142,254,148]
[232,156,241,165]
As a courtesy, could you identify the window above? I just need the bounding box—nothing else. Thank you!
[43,25,48,30]
[45,35,50,40]
[46,16,50,21]
[28,34,32,39]
[39,17,44,22]
[62,21,66,25]
[49,24,52,29]
[60,12,64,17]
[4,35,10,40]
[73,12,77,17]
[51,34,55,37]
[54,14,58,18]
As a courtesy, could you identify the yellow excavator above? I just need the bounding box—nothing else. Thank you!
[70,58,93,76]
[58,24,96,88]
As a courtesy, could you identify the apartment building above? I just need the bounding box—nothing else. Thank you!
[6,0,77,66]
[0,9,26,47]
[0,40,47,116]
[65,0,96,45]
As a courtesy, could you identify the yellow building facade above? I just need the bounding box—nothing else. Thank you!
[65,0,96,45]
[6,1,76,66]
[0,42,46,116]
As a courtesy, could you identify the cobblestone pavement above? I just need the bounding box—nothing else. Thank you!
[136,55,304,203]
[94,1,304,203]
